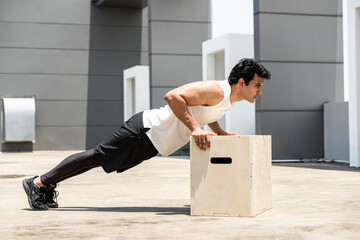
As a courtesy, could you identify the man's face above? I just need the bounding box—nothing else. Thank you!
[240,73,264,103]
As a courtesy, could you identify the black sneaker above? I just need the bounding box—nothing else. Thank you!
[22,176,48,210]
[45,184,59,208]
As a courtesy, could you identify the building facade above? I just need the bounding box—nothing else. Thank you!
[254,0,343,159]
[1,0,353,164]
[0,0,211,153]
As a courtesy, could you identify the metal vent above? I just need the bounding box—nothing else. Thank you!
[2,97,36,142]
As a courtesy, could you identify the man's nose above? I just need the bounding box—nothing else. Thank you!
[257,89,262,95]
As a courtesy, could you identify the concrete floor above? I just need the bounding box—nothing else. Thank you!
[1,151,359,240]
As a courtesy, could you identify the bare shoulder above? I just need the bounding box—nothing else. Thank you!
[182,80,222,91]
[166,80,224,106]
[192,80,224,106]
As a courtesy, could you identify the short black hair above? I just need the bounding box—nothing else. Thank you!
[228,58,271,85]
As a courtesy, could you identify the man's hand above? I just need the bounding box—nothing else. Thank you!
[192,128,217,151]
[221,131,237,136]
[208,121,237,136]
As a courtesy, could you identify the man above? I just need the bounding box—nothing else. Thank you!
[22,58,270,210]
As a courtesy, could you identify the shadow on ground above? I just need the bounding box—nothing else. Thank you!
[273,162,360,172]
[23,206,191,215]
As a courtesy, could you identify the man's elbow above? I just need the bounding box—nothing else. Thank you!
[164,92,174,104]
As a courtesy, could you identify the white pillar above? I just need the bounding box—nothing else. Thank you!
[202,33,255,135]
[344,0,360,167]
[123,66,150,121]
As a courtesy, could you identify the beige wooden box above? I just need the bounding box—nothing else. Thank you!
[190,135,272,217]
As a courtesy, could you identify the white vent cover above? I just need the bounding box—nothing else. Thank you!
[2,97,36,142]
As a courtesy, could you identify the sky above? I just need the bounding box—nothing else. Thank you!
[211,0,253,38]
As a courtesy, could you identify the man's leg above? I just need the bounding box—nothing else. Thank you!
[23,148,100,210]
[39,148,100,186]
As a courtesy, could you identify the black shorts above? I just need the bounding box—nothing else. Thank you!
[94,111,158,173]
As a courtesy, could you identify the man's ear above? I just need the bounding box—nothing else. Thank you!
[238,78,245,88]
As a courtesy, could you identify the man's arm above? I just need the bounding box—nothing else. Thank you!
[163,81,223,150]
[208,121,237,136]
[208,121,226,135]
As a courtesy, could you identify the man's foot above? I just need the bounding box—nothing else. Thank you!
[22,176,48,210]
[45,184,59,208]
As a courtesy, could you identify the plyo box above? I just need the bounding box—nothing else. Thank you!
[190,135,272,217]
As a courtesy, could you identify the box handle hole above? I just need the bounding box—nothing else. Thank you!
[210,157,232,164]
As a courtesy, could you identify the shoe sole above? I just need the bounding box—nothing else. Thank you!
[22,179,48,211]
[46,204,58,208]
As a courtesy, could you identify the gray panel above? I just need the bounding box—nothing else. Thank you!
[85,126,121,149]
[149,0,211,22]
[1,142,34,152]
[36,100,123,126]
[87,51,141,76]
[324,102,349,161]
[0,22,146,51]
[255,111,262,135]
[0,0,143,26]
[259,111,324,159]
[0,48,86,74]
[35,126,86,150]
[254,1,343,160]
[0,74,123,100]
[150,21,210,55]
[35,125,119,150]
[89,4,144,27]
[36,101,87,126]
[148,0,211,119]
[0,0,147,152]
[151,55,202,87]
[141,27,149,52]
[140,52,149,65]
[257,14,343,62]
[142,7,148,27]
[82,100,124,126]
[254,0,342,15]
[150,87,171,109]
[256,62,344,111]
[94,0,147,9]
[254,15,261,60]
[86,75,124,100]
[89,26,146,51]
[0,0,91,24]
[0,48,140,75]
[254,0,260,15]
[0,22,90,50]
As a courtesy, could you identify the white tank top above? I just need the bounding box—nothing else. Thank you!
[143,80,233,157]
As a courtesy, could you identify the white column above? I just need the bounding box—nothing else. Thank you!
[202,34,255,135]
[123,66,150,121]
[344,0,360,167]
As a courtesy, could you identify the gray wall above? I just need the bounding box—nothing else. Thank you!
[0,0,148,151]
[0,0,210,153]
[254,0,343,159]
[148,0,211,155]
[148,0,211,109]
[324,102,349,161]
